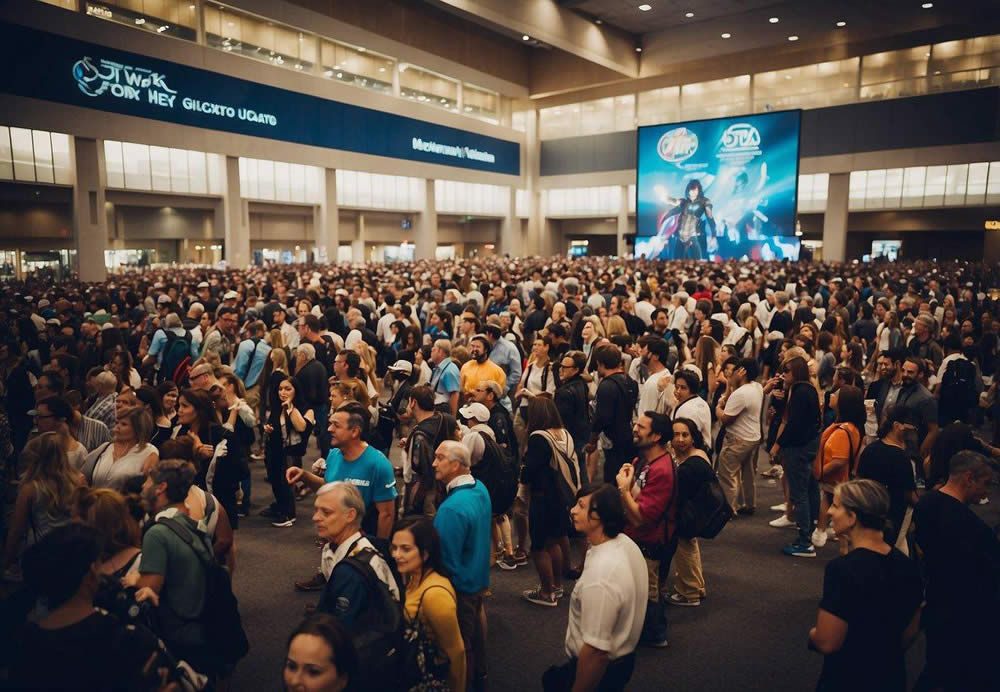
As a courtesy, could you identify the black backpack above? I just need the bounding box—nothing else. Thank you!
[157,517,249,667]
[471,431,518,515]
[332,545,404,692]
[938,358,977,423]
[160,330,193,386]
[675,463,733,540]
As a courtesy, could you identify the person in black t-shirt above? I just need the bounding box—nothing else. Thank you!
[585,345,637,484]
[914,451,1000,692]
[856,406,918,545]
[809,479,922,692]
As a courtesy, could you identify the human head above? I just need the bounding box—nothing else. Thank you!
[673,369,700,403]
[525,394,564,436]
[74,487,142,560]
[313,482,365,544]
[22,524,102,610]
[671,417,707,455]
[946,451,995,504]
[469,335,490,362]
[34,396,73,434]
[284,614,358,692]
[157,380,179,412]
[633,411,672,451]
[142,459,196,513]
[900,357,922,387]
[877,404,919,440]
[876,350,900,380]
[558,350,587,383]
[390,516,449,580]
[114,405,153,446]
[734,358,758,386]
[594,344,622,377]
[471,379,502,407]
[177,388,218,429]
[639,336,669,369]
[135,384,165,420]
[93,370,117,396]
[829,479,890,536]
[570,483,626,539]
[334,350,361,380]
[782,355,810,387]
[432,440,471,484]
[832,385,866,432]
[327,408,366,450]
[430,339,451,365]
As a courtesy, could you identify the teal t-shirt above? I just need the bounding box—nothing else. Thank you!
[324,444,398,533]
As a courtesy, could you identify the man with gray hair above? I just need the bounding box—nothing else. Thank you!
[429,338,461,416]
[294,341,331,457]
[314,481,400,626]
[433,440,492,690]
[85,370,118,431]
[143,312,198,377]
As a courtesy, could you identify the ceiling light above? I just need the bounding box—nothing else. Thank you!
[769,17,779,23]
[595,18,602,24]
[378,67,385,72]
[294,63,303,70]
[336,72,343,78]
[787,35,799,41]
[440,98,448,103]
[635,47,642,52]
[685,11,694,18]
[921,2,933,8]
[638,4,652,11]
[157,25,169,32]
[785,75,791,79]
[135,17,145,24]
[836,21,846,27]
[522,34,530,41]
[721,32,731,39]
[357,47,366,52]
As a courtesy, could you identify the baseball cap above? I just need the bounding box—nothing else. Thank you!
[458,402,490,423]
[197,281,210,289]
[157,295,171,305]
[223,291,238,300]
[388,360,413,375]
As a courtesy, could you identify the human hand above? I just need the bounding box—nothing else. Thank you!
[286,466,305,485]
[263,424,274,435]
[616,463,634,491]
[121,570,141,588]
[134,587,160,607]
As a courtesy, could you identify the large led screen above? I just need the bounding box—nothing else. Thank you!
[636,110,801,261]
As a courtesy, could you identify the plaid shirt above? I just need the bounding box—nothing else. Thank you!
[73,415,112,452]
[85,393,117,434]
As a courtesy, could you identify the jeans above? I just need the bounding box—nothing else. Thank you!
[783,438,820,546]
[314,404,331,458]
[542,653,635,692]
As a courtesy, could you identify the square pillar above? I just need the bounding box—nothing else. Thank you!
[223,155,250,268]
[822,172,850,263]
[317,167,339,263]
[73,137,108,282]
[351,213,366,263]
[524,109,543,256]
[499,186,519,257]
[617,185,629,257]
[416,179,438,261]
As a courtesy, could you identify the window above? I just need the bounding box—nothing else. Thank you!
[544,186,621,217]
[944,164,969,205]
[901,167,926,207]
[85,0,197,42]
[637,86,680,126]
[538,105,579,140]
[883,168,904,208]
[105,140,225,194]
[515,189,530,217]
[320,40,394,93]
[754,59,859,111]
[336,170,421,210]
[38,0,77,9]
[399,64,459,112]
[511,110,530,133]
[205,3,317,72]
[848,171,867,210]
[860,47,928,100]
[797,173,829,213]
[241,157,323,203]
[966,162,989,205]
[435,181,508,216]
[987,162,1000,205]
[681,75,750,120]
[0,127,73,184]
[464,84,500,123]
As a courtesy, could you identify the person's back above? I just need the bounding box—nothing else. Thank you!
[434,479,491,595]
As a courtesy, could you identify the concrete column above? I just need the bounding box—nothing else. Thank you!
[73,137,108,283]
[351,214,366,263]
[822,172,850,263]
[499,186,519,257]
[316,167,339,263]
[525,109,543,256]
[617,185,629,257]
[223,155,250,268]
[416,179,437,261]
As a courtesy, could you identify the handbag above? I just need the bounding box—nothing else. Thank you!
[402,585,453,691]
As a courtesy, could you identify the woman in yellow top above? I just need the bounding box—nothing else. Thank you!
[391,516,466,692]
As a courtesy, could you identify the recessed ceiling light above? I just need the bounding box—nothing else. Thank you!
[638,4,652,11]
[769,17,779,23]
[522,34,530,40]
[721,32,731,39]
[357,47,366,52]
[836,21,846,27]
[595,18,602,24]
[135,17,145,25]
[635,47,643,52]
[785,74,792,79]
[685,11,694,18]
[925,52,931,57]
[787,35,799,41]
[921,2,933,8]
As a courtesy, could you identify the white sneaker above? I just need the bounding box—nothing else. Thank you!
[769,515,796,529]
[770,502,787,512]
[811,528,828,548]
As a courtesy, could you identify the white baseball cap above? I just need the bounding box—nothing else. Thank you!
[458,402,490,423]
[388,360,413,375]
[223,291,238,300]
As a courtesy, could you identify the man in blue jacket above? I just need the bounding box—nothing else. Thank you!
[433,440,492,692]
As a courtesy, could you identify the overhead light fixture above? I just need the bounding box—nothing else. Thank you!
[157,25,169,32]
[635,47,642,52]
[836,20,846,27]
[522,34,530,41]
[685,11,694,18]
[721,32,731,39]
[595,18,602,24]
[921,2,933,7]
[135,17,146,25]
[769,17,779,23]
[638,4,652,11]
[357,47,366,52]
[787,35,799,41]
[336,72,343,78]
[294,63,303,70]
[925,52,931,57]
[378,67,385,72]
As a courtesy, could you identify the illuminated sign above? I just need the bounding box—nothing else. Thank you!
[985,220,1000,230]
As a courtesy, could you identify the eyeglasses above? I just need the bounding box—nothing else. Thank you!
[34,413,55,419]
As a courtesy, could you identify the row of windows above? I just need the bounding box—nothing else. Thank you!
[0,127,73,184]
[43,0,503,123]
[534,35,1000,139]
[104,140,226,195]
[847,162,1000,210]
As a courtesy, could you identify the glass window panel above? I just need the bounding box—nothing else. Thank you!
[902,167,926,207]
[356,172,372,207]
[273,161,290,201]
[929,38,986,75]
[987,162,1000,205]
[966,161,989,205]
[399,64,458,112]
[512,111,529,133]
[169,148,190,193]
[39,0,78,9]
[944,164,968,205]
[579,98,615,136]
[923,165,947,206]
[0,127,13,180]
[104,140,125,188]
[848,170,867,210]
[207,153,225,196]
[864,169,886,209]
[187,150,207,194]
[861,46,929,85]
[637,86,680,126]
[883,168,904,208]
[754,58,859,111]
[321,41,395,94]
[464,84,499,122]
[409,178,421,210]
[813,174,829,203]
[51,133,72,185]
[539,106,578,140]
[122,141,151,189]
[339,169,355,206]
[288,163,306,203]
[85,0,197,41]
[11,127,35,182]
[256,158,274,200]
[149,145,171,191]
[681,75,750,120]
[305,166,322,204]
[614,95,635,132]
[628,184,636,214]
[31,130,54,184]
[205,4,314,72]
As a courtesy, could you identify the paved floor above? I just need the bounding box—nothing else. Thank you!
[230,454,933,691]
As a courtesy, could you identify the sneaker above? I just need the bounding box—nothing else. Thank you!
[642,638,670,648]
[761,466,783,478]
[497,554,518,571]
[271,516,296,528]
[553,587,565,599]
[665,592,701,607]
[782,542,816,558]
[770,502,787,512]
[513,551,529,566]
[769,515,797,529]
[294,573,327,592]
[250,451,265,461]
[522,588,557,607]
[811,528,828,548]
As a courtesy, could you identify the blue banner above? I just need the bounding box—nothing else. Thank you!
[0,22,519,175]
[636,110,801,261]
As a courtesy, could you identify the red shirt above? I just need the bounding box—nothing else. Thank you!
[624,452,677,546]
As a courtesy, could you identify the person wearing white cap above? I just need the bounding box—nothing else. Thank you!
[669,292,690,333]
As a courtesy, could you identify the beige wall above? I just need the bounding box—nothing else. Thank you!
[112,205,216,240]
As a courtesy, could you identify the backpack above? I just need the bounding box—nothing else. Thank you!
[235,338,262,382]
[471,431,518,515]
[332,545,404,692]
[938,358,977,423]
[530,430,580,511]
[160,330,193,386]
[157,517,250,667]
[675,461,733,539]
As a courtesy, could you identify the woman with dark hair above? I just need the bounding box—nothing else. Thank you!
[284,614,359,692]
[813,386,866,551]
[666,417,714,607]
[135,384,172,448]
[839,342,865,374]
[554,350,592,480]
[172,388,237,523]
[218,372,256,519]
[263,376,314,527]
[808,480,922,692]
[521,395,579,608]
[515,333,558,450]
[769,355,822,558]
[108,349,141,390]
[653,178,716,260]
[391,516,466,692]
[156,380,179,427]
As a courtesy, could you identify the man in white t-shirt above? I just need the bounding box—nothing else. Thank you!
[544,484,647,691]
[715,358,764,515]
[636,336,672,416]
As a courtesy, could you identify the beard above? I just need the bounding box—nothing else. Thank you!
[142,485,158,513]
[475,354,488,364]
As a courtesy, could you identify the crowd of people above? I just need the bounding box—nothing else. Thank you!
[0,254,998,691]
